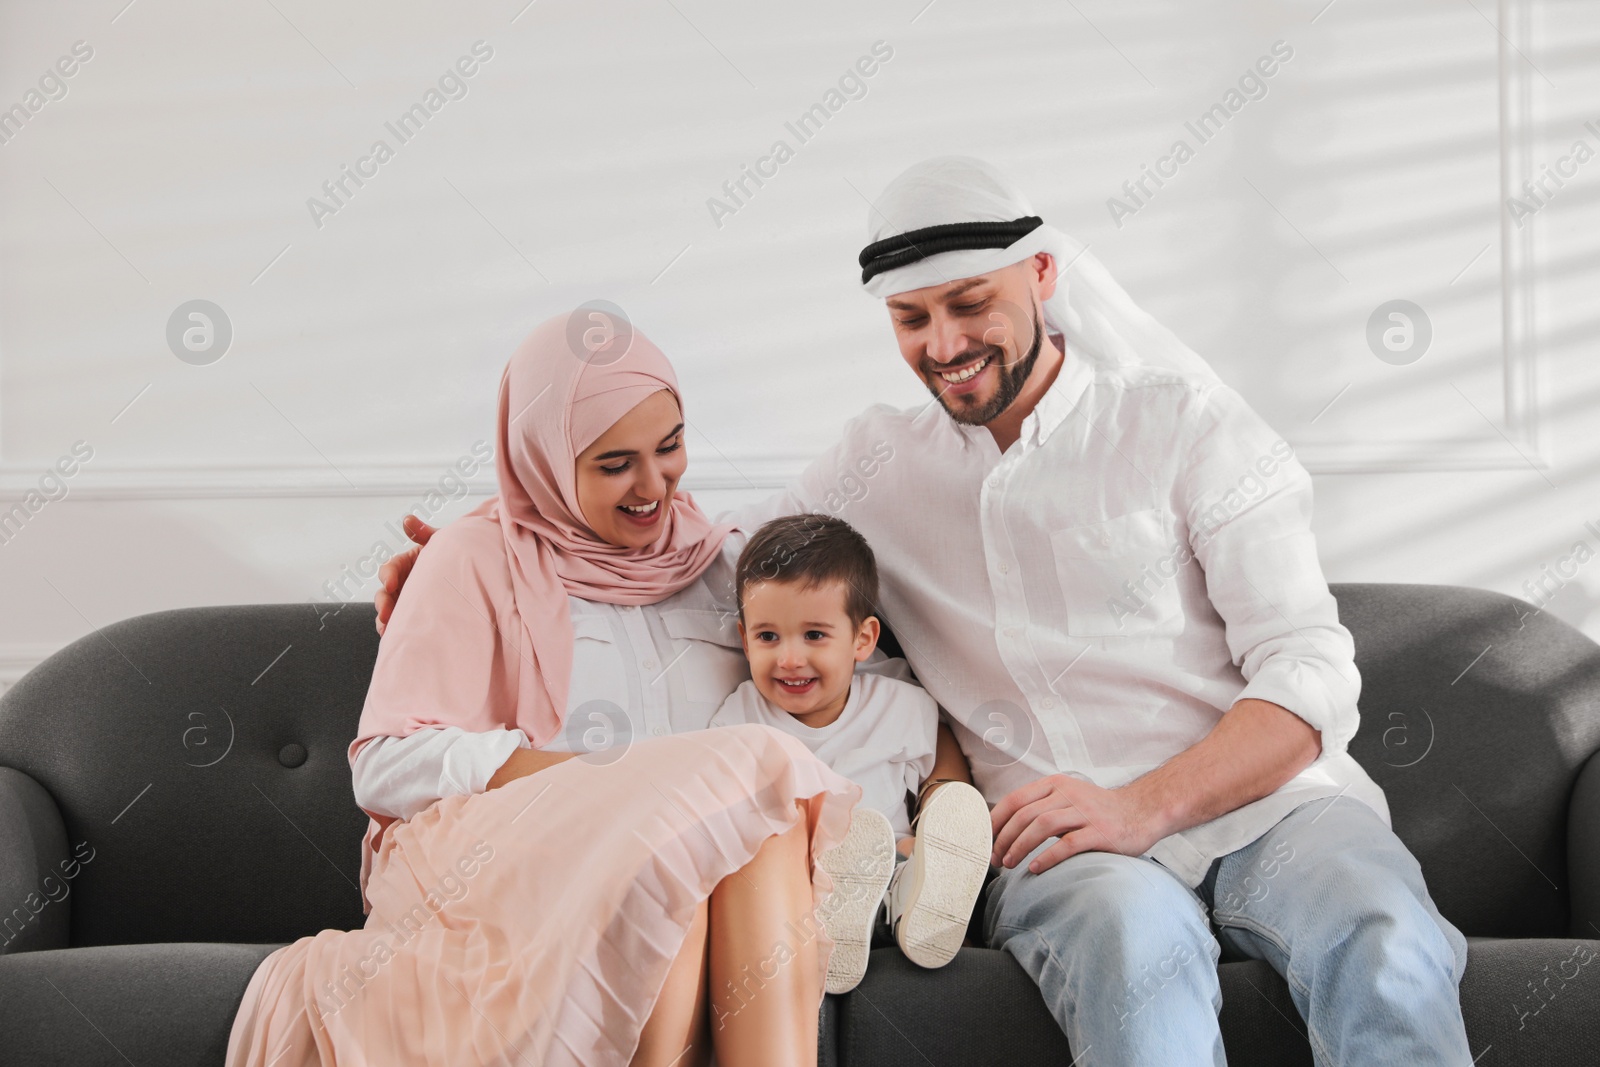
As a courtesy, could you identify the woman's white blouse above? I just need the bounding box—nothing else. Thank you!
[352,534,754,820]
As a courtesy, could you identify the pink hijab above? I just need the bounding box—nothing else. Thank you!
[348,310,736,908]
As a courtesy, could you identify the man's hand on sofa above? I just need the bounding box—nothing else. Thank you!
[989,774,1165,875]
[375,515,438,634]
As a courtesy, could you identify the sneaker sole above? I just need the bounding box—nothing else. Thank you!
[818,807,896,995]
[895,782,992,969]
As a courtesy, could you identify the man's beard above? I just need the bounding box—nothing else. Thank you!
[921,306,1045,427]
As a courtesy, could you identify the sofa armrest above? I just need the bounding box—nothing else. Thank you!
[0,766,71,954]
[1569,748,1600,941]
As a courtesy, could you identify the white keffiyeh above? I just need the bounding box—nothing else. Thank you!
[861,156,1218,382]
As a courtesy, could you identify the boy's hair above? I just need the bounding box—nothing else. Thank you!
[735,514,879,628]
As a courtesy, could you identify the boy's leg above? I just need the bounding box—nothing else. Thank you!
[818,807,897,994]
[1205,795,1473,1067]
[983,842,1226,1066]
[889,782,993,969]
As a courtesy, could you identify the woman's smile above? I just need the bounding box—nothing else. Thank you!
[616,498,663,526]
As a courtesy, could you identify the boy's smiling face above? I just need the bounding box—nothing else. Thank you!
[738,577,880,728]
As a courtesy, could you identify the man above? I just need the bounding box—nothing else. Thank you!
[377,157,1473,1064]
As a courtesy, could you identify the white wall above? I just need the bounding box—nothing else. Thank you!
[0,0,1596,687]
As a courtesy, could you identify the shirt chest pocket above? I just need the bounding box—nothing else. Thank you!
[1049,508,1186,638]
[662,609,752,706]
[569,613,630,710]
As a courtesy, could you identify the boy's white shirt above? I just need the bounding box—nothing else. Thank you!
[709,671,940,838]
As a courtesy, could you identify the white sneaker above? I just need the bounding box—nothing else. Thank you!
[818,806,896,994]
[887,781,992,969]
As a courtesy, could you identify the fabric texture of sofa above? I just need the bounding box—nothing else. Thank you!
[2,583,1599,1064]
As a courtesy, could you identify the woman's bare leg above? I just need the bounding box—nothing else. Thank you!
[708,803,822,1067]
[631,896,712,1067]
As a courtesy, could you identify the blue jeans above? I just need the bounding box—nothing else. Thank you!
[982,795,1473,1066]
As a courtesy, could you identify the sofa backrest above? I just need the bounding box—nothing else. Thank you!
[1,584,1597,948]
[1336,583,1600,938]
[0,602,376,948]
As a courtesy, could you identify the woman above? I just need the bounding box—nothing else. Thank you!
[227,312,888,1067]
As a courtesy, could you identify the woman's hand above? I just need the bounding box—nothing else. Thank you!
[487,746,579,789]
[375,515,439,634]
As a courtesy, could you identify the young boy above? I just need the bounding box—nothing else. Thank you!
[709,513,992,994]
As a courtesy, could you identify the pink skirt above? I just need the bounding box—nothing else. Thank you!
[225,723,861,1066]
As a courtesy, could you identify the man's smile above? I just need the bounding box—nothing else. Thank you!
[938,355,991,384]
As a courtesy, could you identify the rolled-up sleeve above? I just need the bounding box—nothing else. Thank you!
[351,726,530,821]
[1177,382,1361,762]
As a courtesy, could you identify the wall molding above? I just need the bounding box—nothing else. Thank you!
[0,453,805,500]
[1497,0,1542,460]
[1298,0,1544,474]
[0,462,502,501]
[0,425,1556,505]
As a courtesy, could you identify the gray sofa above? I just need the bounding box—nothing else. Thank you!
[2,584,1598,1065]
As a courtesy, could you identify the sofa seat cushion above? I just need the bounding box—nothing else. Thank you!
[0,942,281,1067]
[835,938,1600,1066]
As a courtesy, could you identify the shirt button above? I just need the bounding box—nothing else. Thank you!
[1099,535,1111,547]
[651,727,666,737]
[998,562,1010,574]
[987,475,1000,488]
[643,658,658,670]
[1004,626,1020,638]
[1042,697,1056,709]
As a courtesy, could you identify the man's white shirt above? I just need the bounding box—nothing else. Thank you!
[711,672,939,838]
[729,342,1388,887]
